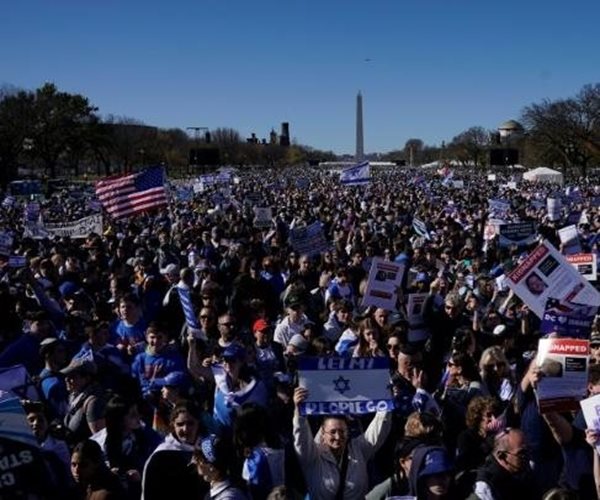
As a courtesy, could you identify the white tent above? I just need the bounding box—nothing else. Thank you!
[522,167,564,185]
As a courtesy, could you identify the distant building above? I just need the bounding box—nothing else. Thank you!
[498,119,524,140]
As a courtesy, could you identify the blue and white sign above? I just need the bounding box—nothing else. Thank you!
[340,161,370,186]
[177,286,205,340]
[412,216,430,240]
[289,222,330,257]
[297,357,393,416]
[488,198,511,217]
[540,298,598,339]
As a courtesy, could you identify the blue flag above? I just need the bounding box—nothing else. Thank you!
[340,162,370,185]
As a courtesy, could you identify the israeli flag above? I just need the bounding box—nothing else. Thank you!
[2,196,15,209]
[412,216,430,240]
[177,285,205,340]
[340,161,370,186]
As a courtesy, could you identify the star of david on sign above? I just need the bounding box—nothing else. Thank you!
[332,376,351,395]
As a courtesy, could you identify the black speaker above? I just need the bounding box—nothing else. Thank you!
[189,148,220,166]
[490,148,519,166]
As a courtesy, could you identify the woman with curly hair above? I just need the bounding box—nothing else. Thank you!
[454,396,503,497]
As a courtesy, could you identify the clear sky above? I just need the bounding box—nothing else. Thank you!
[2,0,599,155]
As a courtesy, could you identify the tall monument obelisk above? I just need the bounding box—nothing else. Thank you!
[355,91,364,161]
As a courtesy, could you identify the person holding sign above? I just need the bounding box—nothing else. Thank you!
[292,386,391,500]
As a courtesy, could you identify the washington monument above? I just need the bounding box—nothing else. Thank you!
[356,91,364,161]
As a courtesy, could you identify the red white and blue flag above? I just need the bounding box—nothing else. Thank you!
[95,166,168,219]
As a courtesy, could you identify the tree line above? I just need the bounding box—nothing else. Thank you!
[0,83,337,186]
[383,83,600,176]
[0,82,598,186]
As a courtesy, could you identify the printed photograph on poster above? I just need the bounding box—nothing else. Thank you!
[567,253,598,281]
[362,257,405,311]
[506,240,600,318]
[535,338,589,413]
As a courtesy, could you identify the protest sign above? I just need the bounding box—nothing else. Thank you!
[506,240,600,318]
[547,197,562,221]
[0,392,50,497]
[488,199,510,217]
[244,192,262,206]
[192,181,205,194]
[558,225,582,255]
[289,222,330,257]
[483,219,503,241]
[44,214,103,239]
[362,258,405,311]
[580,394,600,455]
[253,207,273,229]
[535,338,589,413]
[498,221,537,247]
[540,298,598,338]
[452,180,465,189]
[566,211,582,226]
[8,256,26,268]
[406,293,429,342]
[23,202,40,224]
[506,181,517,190]
[24,214,103,240]
[297,357,393,416]
[487,174,497,182]
[0,232,13,257]
[566,253,597,281]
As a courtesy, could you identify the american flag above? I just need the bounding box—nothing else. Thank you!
[95,166,168,219]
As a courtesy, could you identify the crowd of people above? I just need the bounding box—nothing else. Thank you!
[0,165,598,500]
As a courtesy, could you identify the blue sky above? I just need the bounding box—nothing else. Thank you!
[2,0,599,155]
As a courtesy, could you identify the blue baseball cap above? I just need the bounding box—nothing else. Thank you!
[59,281,80,298]
[419,449,453,478]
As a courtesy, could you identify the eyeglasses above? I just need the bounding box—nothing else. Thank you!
[504,449,530,459]
[219,323,234,327]
[485,362,506,370]
[323,429,347,437]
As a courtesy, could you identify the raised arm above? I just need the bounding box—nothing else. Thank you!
[292,387,319,465]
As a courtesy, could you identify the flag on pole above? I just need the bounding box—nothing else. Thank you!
[340,161,370,185]
[95,166,168,219]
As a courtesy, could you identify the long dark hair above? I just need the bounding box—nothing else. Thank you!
[104,395,139,471]
[233,403,281,457]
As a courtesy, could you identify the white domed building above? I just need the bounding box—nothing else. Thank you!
[498,119,524,140]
